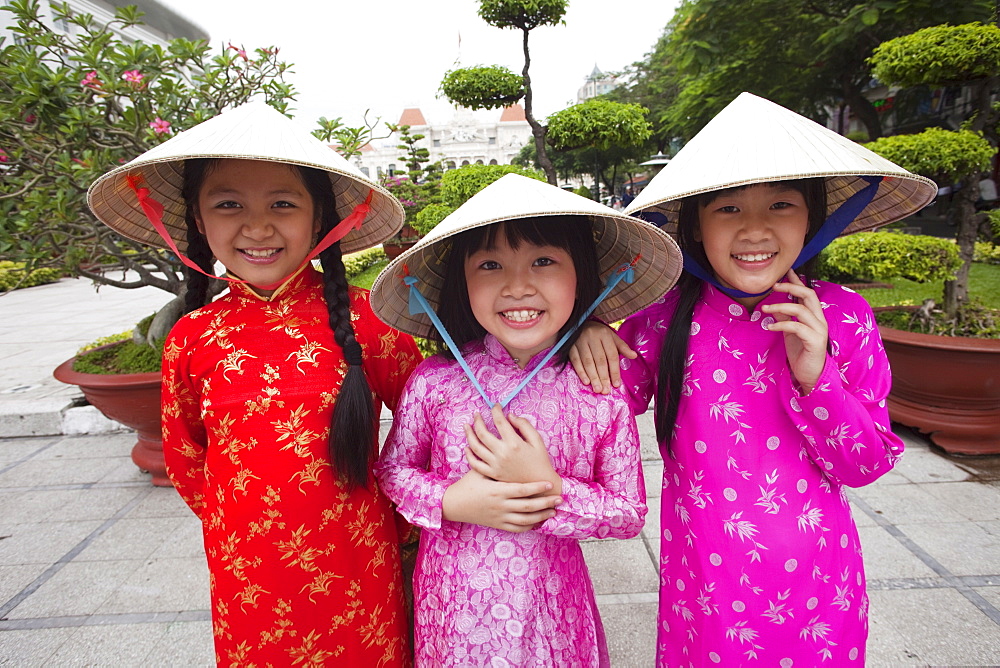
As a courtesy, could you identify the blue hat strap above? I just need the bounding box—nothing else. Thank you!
[793,175,881,267]
[404,258,638,410]
[681,175,883,300]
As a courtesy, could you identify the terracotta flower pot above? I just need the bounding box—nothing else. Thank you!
[53,353,169,486]
[878,321,1000,455]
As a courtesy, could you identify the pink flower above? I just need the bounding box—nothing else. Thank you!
[227,43,248,61]
[121,69,144,86]
[81,70,102,90]
[0,149,8,163]
[24,114,36,124]
[149,117,171,134]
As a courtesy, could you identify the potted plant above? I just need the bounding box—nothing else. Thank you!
[0,3,380,482]
[818,229,1000,454]
[855,22,1000,454]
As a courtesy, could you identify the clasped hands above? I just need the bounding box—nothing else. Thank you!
[441,403,563,533]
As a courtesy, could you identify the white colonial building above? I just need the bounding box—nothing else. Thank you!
[576,65,621,103]
[353,105,533,181]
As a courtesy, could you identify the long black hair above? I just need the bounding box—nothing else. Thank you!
[434,215,601,367]
[653,178,827,449]
[182,158,376,490]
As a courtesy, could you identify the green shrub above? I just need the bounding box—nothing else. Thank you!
[73,338,163,374]
[343,248,388,279]
[816,232,961,283]
[974,241,1000,264]
[573,186,593,200]
[413,203,455,237]
[0,261,62,291]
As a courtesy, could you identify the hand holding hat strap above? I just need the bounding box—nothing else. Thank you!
[127,174,372,292]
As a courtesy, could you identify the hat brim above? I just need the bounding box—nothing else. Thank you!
[624,93,938,234]
[370,174,682,339]
[87,103,404,255]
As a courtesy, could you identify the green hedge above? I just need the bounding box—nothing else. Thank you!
[815,232,961,283]
[0,261,62,292]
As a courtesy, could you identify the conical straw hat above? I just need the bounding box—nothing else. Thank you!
[370,173,683,339]
[88,101,403,254]
[624,92,936,235]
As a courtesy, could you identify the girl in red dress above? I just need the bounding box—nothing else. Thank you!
[88,102,422,666]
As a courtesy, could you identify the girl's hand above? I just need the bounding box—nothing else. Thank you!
[568,321,636,394]
[441,469,561,533]
[465,405,562,496]
[762,269,829,394]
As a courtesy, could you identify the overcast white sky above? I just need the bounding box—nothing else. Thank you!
[163,0,680,129]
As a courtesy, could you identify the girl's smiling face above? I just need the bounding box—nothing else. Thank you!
[464,229,577,367]
[195,159,319,297]
[697,183,810,308]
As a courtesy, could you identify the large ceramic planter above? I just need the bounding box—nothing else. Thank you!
[878,322,1000,455]
[53,353,169,486]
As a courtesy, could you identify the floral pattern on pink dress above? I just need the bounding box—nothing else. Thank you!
[617,280,903,667]
[375,334,646,667]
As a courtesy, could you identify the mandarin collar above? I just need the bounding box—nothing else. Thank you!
[482,334,554,370]
[229,263,318,302]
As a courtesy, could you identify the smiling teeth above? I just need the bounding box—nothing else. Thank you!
[243,249,279,258]
[503,310,540,322]
[733,252,775,262]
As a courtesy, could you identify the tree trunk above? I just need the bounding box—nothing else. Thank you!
[943,173,981,317]
[841,79,882,140]
[520,28,557,185]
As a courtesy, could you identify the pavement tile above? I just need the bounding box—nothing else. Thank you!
[0,627,74,666]
[73,516,194,562]
[142,620,215,666]
[582,538,658,596]
[0,519,102,566]
[851,481,968,525]
[899,521,1000,578]
[5,559,143,619]
[0,563,49,607]
[868,588,1000,666]
[598,599,658,667]
[94,557,211,614]
[920,480,1000,522]
[33,433,136,461]
[148,518,205,560]
[893,445,972,484]
[47,622,173,666]
[857,525,939,581]
[124,486,195,519]
[0,457,118,488]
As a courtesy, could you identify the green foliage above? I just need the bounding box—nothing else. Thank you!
[856,262,1000,309]
[343,248,388,279]
[413,203,454,237]
[439,66,524,111]
[477,0,567,31]
[974,241,1000,264]
[870,22,1000,87]
[986,208,1000,237]
[863,128,993,183]
[0,260,62,291]
[73,337,163,374]
[440,164,545,207]
[874,300,999,338]
[817,231,961,283]
[546,99,651,151]
[313,111,388,159]
[573,186,593,200]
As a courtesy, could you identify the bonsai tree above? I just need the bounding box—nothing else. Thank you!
[438,0,567,185]
[381,123,443,247]
[0,1,376,349]
[545,99,652,201]
[867,21,1000,320]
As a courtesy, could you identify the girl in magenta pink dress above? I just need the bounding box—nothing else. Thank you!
[371,174,682,666]
[571,93,937,665]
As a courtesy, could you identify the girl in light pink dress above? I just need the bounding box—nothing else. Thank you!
[370,174,682,666]
[570,93,937,666]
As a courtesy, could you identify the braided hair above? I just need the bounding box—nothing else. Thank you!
[181,159,377,489]
[653,179,827,451]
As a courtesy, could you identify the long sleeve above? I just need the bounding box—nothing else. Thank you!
[536,390,646,541]
[160,326,208,518]
[617,292,678,415]
[352,287,421,412]
[375,364,452,531]
[777,288,903,488]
